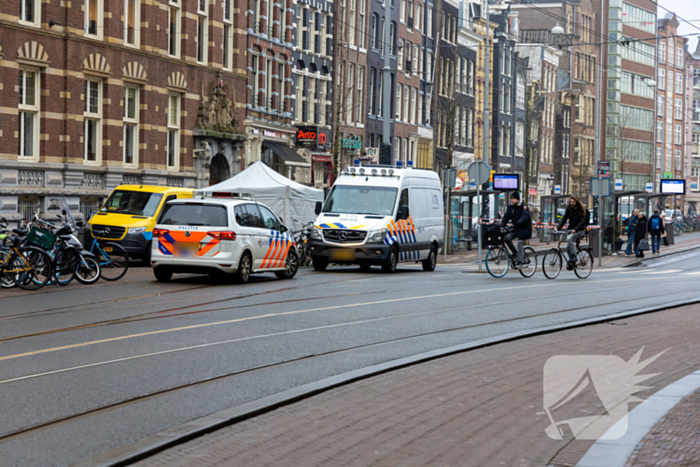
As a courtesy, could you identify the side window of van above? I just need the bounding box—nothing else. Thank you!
[397,189,409,220]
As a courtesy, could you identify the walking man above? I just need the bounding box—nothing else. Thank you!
[649,209,664,254]
[500,191,532,267]
[625,209,639,256]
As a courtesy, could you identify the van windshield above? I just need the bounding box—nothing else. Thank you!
[100,191,164,217]
[323,186,398,216]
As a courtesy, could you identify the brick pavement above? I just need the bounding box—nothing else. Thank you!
[134,304,700,467]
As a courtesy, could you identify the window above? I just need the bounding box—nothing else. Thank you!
[123,87,139,166]
[371,14,379,49]
[619,39,655,67]
[620,71,654,99]
[251,55,259,107]
[426,8,432,38]
[368,67,376,115]
[124,0,140,46]
[621,3,655,33]
[676,72,683,94]
[657,120,664,142]
[658,95,664,118]
[377,70,383,115]
[278,63,285,113]
[658,68,665,90]
[359,0,366,48]
[398,39,404,71]
[347,63,354,122]
[676,47,684,68]
[223,0,233,70]
[403,86,409,122]
[197,0,208,64]
[620,105,654,131]
[415,3,421,31]
[675,124,682,145]
[83,79,102,163]
[20,0,40,26]
[402,138,407,163]
[167,94,181,169]
[18,69,39,160]
[400,0,406,23]
[357,66,364,123]
[394,137,400,161]
[169,1,181,57]
[659,42,666,63]
[396,84,402,120]
[349,0,356,46]
[413,45,419,76]
[411,87,416,124]
[85,0,103,37]
[675,98,682,120]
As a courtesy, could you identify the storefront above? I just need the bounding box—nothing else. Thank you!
[295,126,333,190]
[245,124,311,184]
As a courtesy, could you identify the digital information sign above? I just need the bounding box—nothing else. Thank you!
[493,173,520,191]
[660,179,685,194]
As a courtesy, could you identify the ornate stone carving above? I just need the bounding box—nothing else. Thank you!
[81,173,104,189]
[123,175,141,185]
[18,170,44,187]
[167,178,183,187]
[197,71,240,133]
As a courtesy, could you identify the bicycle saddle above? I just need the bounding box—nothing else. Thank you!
[13,228,28,236]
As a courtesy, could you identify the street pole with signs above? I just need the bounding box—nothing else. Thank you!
[591,177,610,266]
[468,161,491,272]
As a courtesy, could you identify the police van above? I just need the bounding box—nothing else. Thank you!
[309,163,444,273]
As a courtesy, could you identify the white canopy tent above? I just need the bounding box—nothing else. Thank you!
[199,161,324,231]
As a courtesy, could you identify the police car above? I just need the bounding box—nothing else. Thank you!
[150,197,298,283]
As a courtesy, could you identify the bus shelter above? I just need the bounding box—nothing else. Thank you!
[538,194,570,242]
[600,190,643,253]
[449,189,499,251]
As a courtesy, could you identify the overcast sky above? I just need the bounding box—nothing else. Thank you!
[658,0,700,53]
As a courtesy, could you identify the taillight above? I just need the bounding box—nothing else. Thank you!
[153,228,169,238]
[208,231,236,241]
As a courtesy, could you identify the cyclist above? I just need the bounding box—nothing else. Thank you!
[557,196,588,270]
[500,191,532,268]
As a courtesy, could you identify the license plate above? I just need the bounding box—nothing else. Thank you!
[329,249,355,261]
[103,246,113,252]
[177,243,200,252]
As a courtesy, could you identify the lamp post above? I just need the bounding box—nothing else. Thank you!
[642,77,657,194]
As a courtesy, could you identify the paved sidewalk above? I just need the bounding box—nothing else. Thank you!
[135,304,700,467]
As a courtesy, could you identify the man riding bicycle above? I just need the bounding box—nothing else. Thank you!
[557,196,588,270]
[500,191,532,268]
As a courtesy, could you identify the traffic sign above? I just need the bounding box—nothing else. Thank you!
[455,177,464,190]
[645,182,653,193]
[444,169,457,188]
[591,177,610,197]
[614,179,623,191]
[467,161,491,185]
[554,185,561,194]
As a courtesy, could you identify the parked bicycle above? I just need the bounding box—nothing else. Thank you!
[292,220,314,267]
[542,230,593,279]
[0,217,53,290]
[484,225,537,279]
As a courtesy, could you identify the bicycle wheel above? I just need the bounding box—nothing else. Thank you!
[98,242,129,281]
[11,247,52,290]
[54,249,76,286]
[519,246,537,278]
[485,246,509,278]
[0,250,15,288]
[542,248,562,279]
[75,255,101,285]
[574,249,593,279]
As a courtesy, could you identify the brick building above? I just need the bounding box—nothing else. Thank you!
[0,0,249,223]
[687,42,700,213]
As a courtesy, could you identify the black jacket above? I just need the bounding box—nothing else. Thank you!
[500,203,532,240]
[558,206,588,232]
[636,216,648,239]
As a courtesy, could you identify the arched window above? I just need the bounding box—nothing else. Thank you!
[371,13,379,49]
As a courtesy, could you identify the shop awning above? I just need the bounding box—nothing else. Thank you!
[262,142,306,163]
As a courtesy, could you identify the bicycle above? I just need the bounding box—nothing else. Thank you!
[484,225,537,279]
[0,218,53,290]
[87,235,129,281]
[542,230,593,279]
[291,220,314,268]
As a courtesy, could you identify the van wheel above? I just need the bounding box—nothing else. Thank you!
[312,256,328,271]
[422,245,437,271]
[275,250,299,279]
[234,252,252,283]
[382,247,398,273]
[154,267,172,282]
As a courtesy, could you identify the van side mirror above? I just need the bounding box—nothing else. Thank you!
[399,205,409,220]
[280,224,288,233]
[315,201,322,215]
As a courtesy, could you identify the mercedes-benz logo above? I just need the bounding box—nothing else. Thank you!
[185,231,191,237]
[338,231,348,241]
[104,227,110,235]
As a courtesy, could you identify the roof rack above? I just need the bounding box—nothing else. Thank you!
[193,190,255,200]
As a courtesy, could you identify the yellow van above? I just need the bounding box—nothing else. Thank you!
[88,185,194,260]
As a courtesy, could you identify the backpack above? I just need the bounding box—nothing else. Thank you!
[650,216,660,231]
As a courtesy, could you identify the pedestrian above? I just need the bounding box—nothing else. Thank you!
[648,209,664,255]
[660,210,670,246]
[500,191,532,267]
[557,196,588,270]
[606,215,624,255]
[625,209,639,256]
[634,211,648,258]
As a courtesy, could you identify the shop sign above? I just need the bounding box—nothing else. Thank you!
[251,128,286,139]
[597,160,610,177]
[528,188,538,196]
[342,136,362,150]
[295,126,329,148]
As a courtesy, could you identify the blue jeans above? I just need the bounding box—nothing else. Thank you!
[650,234,661,253]
[625,231,636,255]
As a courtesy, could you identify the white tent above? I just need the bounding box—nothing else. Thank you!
[199,161,324,231]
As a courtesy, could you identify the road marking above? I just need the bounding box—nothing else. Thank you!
[642,269,682,275]
[0,277,693,363]
[681,271,700,276]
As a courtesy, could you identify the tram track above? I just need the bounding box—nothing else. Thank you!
[1,285,697,446]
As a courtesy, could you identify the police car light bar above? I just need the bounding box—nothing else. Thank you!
[396,161,403,167]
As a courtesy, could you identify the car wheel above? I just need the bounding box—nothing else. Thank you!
[422,245,437,271]
[275,249,299,279]
[154,266,173,282]
[381,247,398,273]
[234,251,252,284]
[312,256,328,271]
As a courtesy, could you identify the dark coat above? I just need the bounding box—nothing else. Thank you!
[500,203,532,240]
[558,206,588,232]
[635,216,648,239]
[648,214,665,235]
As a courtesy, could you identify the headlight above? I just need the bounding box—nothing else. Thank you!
[311,228,322,239]
[129,227,148,234]
[368,228,388,243]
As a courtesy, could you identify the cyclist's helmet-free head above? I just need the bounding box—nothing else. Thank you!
[510,191,520,201]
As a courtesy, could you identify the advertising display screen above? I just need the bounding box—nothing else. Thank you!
[660,179,686,194]
[493,174,520,191]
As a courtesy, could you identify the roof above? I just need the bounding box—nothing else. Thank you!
[167,197,255,207]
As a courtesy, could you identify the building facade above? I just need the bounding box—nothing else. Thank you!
[1,0,248,223]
